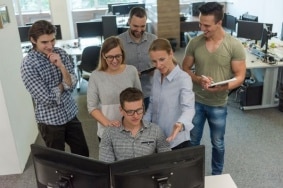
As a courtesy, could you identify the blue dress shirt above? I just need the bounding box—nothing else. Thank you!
[143,65,195,148]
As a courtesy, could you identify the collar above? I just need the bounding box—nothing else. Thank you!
[119,119,149,132]
[159,64,181,82]
[125,30,148,44]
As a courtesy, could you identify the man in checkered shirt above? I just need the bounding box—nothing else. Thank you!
[99,87,171,162]
[21,20,89,157]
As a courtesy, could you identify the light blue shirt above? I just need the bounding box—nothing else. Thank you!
[143,65,195,148]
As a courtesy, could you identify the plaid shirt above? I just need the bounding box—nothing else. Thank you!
[99,120,171,163]
[21,47,78,125]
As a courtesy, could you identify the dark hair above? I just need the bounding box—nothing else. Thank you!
[28,20,57,46]
[98,36,126,71]
[148,38,177,65]
[129,6,147,19]
[198,2,224,23]
[120,87,144,108]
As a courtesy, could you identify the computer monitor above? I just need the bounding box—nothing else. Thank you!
[54,25,62,40]
[241,13,258,22]
[237,20,263,41]
[112,3,145,16]
[108,2,138,13]
[223,13,237,34]
[261,24,269,49]
[30,144,110,188]
[110,145,205,188]
[18,26,31,42]
[76,21,103,38]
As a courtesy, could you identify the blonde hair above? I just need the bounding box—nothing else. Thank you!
[148,38,177,65]
[97,36,126,71]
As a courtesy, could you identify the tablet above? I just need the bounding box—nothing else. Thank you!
[209,78,237,87]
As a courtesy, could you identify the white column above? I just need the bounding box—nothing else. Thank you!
[49,0,75,39]
[0,0,38,175]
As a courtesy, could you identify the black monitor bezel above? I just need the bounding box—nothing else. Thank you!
[76,21,103,38]
[18,26,31,42]
[31,144,110,188]
[224,14,237,33]
[112,3,145,16]
[241,14,258,22]
[237,20,263,40]
[110,145,205,188]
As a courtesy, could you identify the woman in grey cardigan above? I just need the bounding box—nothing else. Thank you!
[87,36,142,141]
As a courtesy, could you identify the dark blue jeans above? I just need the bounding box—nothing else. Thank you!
[190,102,227,175]
[38,116,89,157]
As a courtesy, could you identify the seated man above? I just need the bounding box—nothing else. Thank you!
[99,87,171,163]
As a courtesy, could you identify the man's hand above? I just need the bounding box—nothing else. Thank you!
[47,53,64,68]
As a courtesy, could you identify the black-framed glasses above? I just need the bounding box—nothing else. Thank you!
[122,107,144,116]
[104,54,123,62]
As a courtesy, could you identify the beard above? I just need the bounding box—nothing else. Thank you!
[130,29,145,39]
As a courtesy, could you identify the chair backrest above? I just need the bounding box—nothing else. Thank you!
[80,46,101,73]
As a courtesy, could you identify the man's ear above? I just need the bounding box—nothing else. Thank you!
[119,106,123,116]
[30,37,36,45]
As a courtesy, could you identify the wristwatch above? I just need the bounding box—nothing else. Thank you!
[177,122,185,132]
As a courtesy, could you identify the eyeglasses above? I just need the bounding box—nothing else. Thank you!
[122,107,144,116]
[104,54,123,62]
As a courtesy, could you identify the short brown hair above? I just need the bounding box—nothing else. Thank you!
[199,2,224,23]
[120,87,144,108]
[28,20,57,47]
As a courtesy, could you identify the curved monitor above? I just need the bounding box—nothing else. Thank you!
[110,145,205,188]
[31,144,110,188]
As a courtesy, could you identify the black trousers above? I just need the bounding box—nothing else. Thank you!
[38,116,89,157]
[171,140,192,150]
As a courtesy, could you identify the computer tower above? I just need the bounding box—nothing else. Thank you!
[240,82,263,106]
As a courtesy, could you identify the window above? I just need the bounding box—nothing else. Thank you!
[71,0,139,10]
[13,0,50,13]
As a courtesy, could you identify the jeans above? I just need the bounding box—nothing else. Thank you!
[190,102,227,175]
[38,116,89,157]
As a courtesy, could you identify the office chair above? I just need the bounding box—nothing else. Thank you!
[77,46,101,91]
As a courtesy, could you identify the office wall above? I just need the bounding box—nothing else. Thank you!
[226,0,283,36]
[0,0,38,175]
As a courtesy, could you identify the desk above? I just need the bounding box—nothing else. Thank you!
[242,40,283,110]
[205,174,237,188]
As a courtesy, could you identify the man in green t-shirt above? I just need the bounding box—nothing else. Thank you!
[182,2,246,175]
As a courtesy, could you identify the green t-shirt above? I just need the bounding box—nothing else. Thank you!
[185,33,246,106]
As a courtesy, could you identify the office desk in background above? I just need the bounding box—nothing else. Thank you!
[242,39,283,110]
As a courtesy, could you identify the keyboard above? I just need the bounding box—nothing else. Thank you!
[250,48,265,58]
